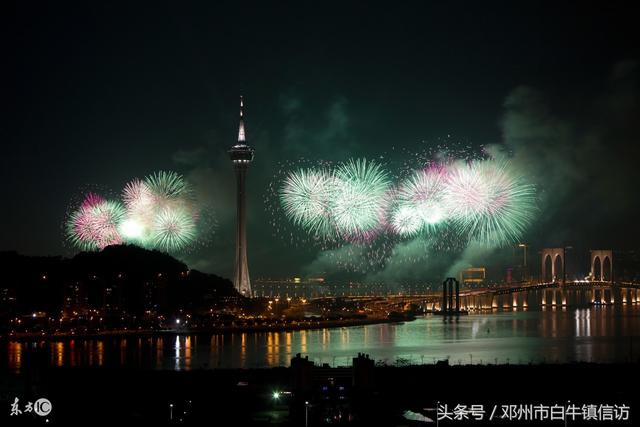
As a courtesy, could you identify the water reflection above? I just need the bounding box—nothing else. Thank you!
[300,330,307,354]
[575,309,591,337]
[55,342,64,367]
[185,336,192,370]
[97,341,104,366]
[6,305,640,372]
[8,342,22,372]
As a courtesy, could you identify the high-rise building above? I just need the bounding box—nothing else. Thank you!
[228,96,254,296]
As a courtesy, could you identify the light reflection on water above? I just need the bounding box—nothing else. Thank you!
[6,305,640,373]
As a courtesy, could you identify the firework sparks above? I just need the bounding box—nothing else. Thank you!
[332,159,391,240]
[273,154,537,271]
[151,206,197,251]
[279,168,337,238]
[391,167,447,236]
[66,196,126,251]
[278,159,391,242]
[443,159,536,246]
[145,170,192,201]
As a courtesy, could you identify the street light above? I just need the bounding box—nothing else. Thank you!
[305,401,310,427]
[169,403,173,421]
[518,243,528,267]
[518,243,528,282]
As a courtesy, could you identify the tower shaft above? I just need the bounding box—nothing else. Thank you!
[233,163,251,296]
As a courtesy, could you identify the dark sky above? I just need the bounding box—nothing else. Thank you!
[3,1,639,282]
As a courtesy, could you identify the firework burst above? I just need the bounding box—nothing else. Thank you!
[331,158,391,239]
[443,159,536,246]
[145,170,192,200]
[151,206,197,251]
[390,167,447,236]
[66,196,126,250]
[122,179,154,213]
[279,168,337,239]
[278,159,391,241]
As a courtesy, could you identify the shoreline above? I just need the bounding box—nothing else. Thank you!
[1,315,415,342]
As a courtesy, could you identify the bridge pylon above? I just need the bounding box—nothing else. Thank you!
[440,277,462,315]
[590,250,613,282]
[541,248,565,284]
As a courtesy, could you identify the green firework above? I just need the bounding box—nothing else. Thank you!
[145,171,192,200]
[151,206,197,251]
[391,168,447,236]
[332,158,391,238]
[279,168,337,238]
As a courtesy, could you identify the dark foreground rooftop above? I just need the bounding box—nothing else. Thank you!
[2,360,638,426]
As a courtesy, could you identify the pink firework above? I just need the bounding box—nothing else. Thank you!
[67,194,125,250]
[80,192,105,209]
[122,179,154,212]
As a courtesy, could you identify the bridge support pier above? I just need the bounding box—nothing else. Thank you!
[441,278,460,315]
[442,280,448,312]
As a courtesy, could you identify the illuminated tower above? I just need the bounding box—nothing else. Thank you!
[228,96,254,296]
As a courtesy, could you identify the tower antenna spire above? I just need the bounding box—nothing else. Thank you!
[238,95,246,143]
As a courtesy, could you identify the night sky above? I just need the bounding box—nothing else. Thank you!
[3,1,639,282]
